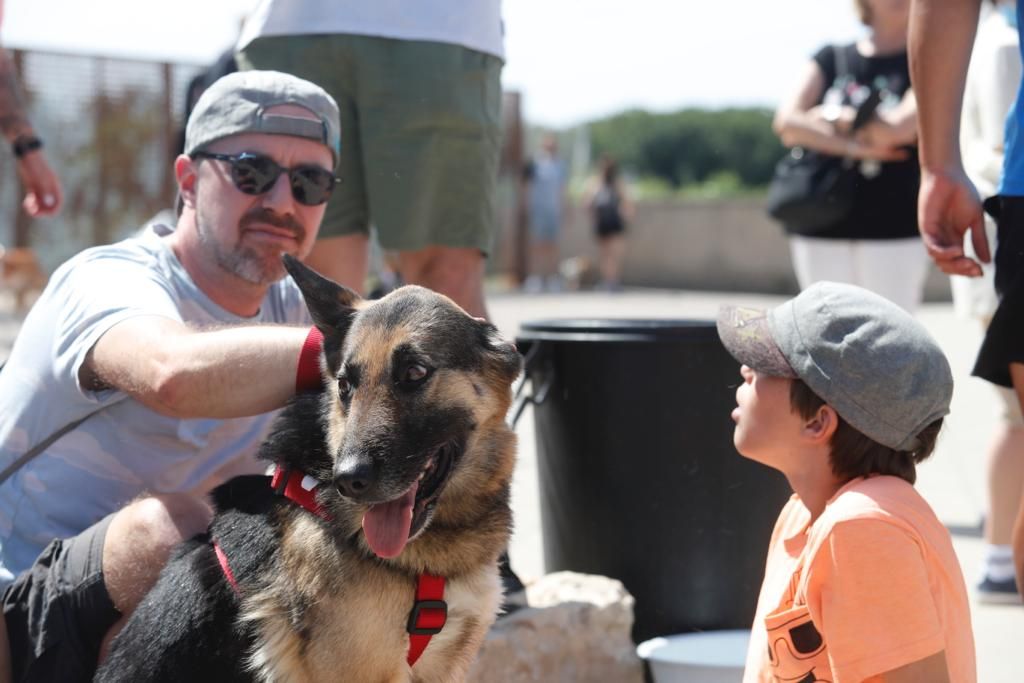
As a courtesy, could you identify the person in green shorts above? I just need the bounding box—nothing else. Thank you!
[236,0,505,318]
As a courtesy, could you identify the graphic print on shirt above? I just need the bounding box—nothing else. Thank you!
[763,572,831,682]
[822,68,906,180]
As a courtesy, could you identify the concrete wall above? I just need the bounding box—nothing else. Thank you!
[503,197,952,301]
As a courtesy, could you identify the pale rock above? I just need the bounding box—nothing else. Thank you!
[468,571,644,682]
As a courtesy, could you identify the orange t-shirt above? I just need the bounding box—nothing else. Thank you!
[742,476,976,683]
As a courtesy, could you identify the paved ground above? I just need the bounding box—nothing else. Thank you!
[2,285,1021,680]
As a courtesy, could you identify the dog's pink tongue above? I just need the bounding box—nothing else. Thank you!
[362,482,417,559]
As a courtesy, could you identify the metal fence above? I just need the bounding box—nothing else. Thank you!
[0,50,533,280]
[0,49,203,270]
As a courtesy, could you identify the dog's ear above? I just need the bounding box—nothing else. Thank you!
[283,255,360,375]
[283,254,360,335]
[476,319,523,384]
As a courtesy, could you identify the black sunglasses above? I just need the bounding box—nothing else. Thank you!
[192,151,339,206]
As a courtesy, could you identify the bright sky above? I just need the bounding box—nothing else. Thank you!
[1,0,867,127]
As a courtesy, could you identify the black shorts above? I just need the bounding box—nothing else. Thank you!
[2,515,121,682]
[595,216,626,239]
[973,195,1024,387]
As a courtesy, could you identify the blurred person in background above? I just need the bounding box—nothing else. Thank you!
[910,0,1024,597]
[772,0,924,312]
[953,0,1024,604]
[582,155,633,291]
[0,0,61,218]
[522,133,567,292]
[0,0,61,320]
[235,0,503,319]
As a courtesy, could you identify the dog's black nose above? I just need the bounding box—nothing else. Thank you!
[334,461,375,499]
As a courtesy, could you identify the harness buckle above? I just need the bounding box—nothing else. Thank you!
[406,599,448,636]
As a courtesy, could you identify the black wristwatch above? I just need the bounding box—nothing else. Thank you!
[12,135,42,158]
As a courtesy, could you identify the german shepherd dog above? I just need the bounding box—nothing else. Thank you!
[96,256,522,682]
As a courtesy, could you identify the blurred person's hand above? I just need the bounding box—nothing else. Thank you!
[854,119,912,151]
[918,167,988,276]
[16,149,62,216]
[808,104,857,136]
[846,138,909,163]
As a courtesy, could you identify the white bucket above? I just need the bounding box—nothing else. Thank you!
[636,630,750,683]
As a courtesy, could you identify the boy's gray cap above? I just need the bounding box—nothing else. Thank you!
[184,70,340,165]
[716,282,953,451]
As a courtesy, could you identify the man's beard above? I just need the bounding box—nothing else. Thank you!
[196,207,307,285]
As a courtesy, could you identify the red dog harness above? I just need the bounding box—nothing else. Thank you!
[213,464,448,667]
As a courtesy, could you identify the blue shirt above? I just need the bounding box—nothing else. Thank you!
[999,3,1024,195]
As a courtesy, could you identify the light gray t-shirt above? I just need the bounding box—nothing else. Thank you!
[0,224,310,585]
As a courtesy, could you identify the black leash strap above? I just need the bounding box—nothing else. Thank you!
[0,406,107,486]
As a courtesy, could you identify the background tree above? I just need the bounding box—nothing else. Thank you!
[587,107,785,191]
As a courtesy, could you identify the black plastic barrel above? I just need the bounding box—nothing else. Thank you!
[515,319,792,644]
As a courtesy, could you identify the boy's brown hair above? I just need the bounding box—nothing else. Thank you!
[789,379,943,485]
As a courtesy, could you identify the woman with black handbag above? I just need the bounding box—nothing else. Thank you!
[770,0,926,312]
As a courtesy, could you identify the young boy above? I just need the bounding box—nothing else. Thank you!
[716,282,976,683]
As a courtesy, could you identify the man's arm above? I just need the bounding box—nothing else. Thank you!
[909,0,988,276]
[0,47,62,217]
[83,316,315,419]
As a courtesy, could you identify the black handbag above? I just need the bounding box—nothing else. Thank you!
[766,45,874,234]
[766,148,856,232]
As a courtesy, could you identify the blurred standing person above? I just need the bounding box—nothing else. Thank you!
[238,2,528,600]
[772,0,924,312]
[583,156,633,291]
[954,0,1024,604]
[235,0,503,318]
[523,133,567,292]
[0,0,61,217]
[910,0,1024,594]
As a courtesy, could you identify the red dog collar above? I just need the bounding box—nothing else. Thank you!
[271,464,332,521]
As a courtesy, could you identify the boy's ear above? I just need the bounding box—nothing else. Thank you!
[802,404,839,444]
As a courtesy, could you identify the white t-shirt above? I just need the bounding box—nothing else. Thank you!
[236,0,504,60]
[962,6,1020,199]
[952,5,1022,319]
[0,224,310,585]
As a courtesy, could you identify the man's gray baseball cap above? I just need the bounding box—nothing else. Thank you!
[184,70,341,165]
[716,282,953,451]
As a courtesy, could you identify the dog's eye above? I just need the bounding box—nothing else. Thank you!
[404,364,429,383]
[337,377,352,398]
